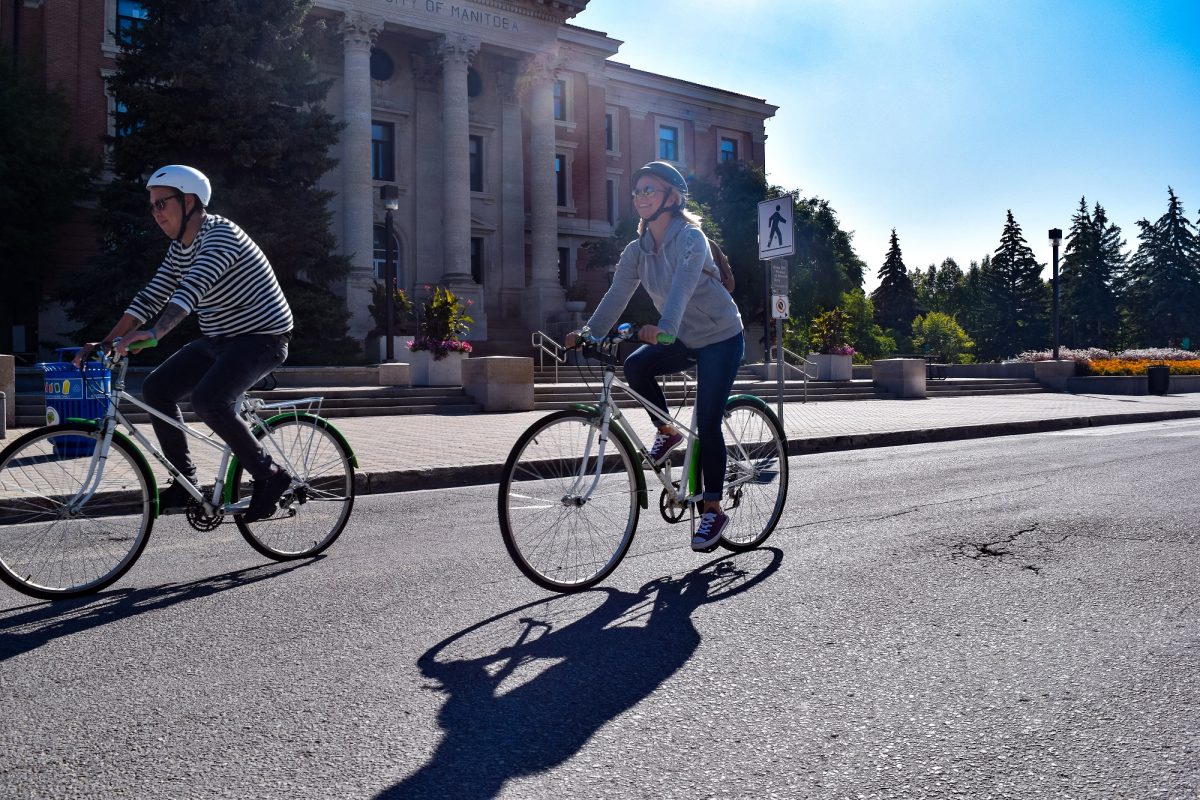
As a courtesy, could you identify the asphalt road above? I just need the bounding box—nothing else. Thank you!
[2,420,1198,800]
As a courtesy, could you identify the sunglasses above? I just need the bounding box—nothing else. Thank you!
[631,186,664,199]
[149,193,183,214]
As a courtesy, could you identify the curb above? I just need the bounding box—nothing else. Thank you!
[352,408,1200,496]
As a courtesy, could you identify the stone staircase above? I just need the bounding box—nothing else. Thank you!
[926,377,1048,397]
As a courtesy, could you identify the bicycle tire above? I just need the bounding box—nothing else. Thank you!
[498,409,641,592]
[718,397,788,551]
[230,416,355,560]
[0,424,155,599]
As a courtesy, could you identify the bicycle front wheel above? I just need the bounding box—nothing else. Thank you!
[719,397,789,551]
[231,416,355,560]
[498,409,641,592]
[0,425,154,599]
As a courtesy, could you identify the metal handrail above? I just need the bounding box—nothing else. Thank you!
[531,330,568,382]
[769,345,816,403]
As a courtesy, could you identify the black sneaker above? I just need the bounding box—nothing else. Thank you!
[242,468,292,524]
[158,479,198,515]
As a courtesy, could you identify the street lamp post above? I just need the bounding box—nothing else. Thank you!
[1049,228,1062,360]
[381,185,400,362]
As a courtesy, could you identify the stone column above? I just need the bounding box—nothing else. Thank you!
[523,53,565,329]
[437,34,479,286]
[340,12,382,342]
[497,67,527,320]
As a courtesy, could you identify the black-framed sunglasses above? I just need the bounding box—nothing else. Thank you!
[631,186,662,199]
[148,193,183,214]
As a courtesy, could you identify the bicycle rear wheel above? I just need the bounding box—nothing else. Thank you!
[719,397,788,551]
[0,425,154,599]
[498,409,641,592]
[231,416,355,560]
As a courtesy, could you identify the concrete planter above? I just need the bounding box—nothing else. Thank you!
[407,348,467,386]
[810,353,852,381]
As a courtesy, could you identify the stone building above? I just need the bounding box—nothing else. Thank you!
[2,0,776,357]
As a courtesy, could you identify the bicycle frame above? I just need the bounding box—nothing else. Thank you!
[71,354,320,517]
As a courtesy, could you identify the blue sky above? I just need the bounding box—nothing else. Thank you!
[573,0,1200,290]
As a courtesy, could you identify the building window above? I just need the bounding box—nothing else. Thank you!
[558,247,571,288]
[117,0,147,45]
[370,49,395,82]
[555,154,567,207]
[373,224,403,282]
[467,68,483,98]
[113,100,135,138]
[471,237,484,284]
[658,125,679,162]
[606,179,616,226]
[553,80,567,121]
[720,137,739,163]
[372,121,395,182]
[604,113,614,152]
[469,135,483,192]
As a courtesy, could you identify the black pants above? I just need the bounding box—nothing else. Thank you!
[142,333,290,484]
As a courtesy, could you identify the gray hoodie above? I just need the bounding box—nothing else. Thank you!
[586,217,744,349]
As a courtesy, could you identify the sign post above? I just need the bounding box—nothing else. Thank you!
[759,196,795,422]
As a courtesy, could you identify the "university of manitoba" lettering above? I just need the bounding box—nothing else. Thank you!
[383,0,521,32]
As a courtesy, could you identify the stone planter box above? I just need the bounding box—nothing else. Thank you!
[407,349,467,386]
[810,353,852,381]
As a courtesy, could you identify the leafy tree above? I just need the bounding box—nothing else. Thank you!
[974,211,1049,360]
[1123,188,1200,348]
[1060,197,1125,349]
[0,48,96,354]
[912,311,974,363]
[790,194,865,323]
[870,229,917,339]
[59,0,356,364]
[689,160,771,321]
[841,289,895,360]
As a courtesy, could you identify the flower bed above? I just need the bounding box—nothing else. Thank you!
[1086,358,1200,376]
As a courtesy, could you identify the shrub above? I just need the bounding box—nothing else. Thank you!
[408,286,474,360]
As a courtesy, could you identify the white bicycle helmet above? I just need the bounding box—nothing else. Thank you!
[147,165,212,207]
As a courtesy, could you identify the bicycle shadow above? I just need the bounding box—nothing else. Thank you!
[0,558,319,663]
[379,547,783,800]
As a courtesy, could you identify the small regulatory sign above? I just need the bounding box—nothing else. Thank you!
[772,293,790,319]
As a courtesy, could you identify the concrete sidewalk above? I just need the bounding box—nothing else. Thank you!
[341,390,1200,493]
[5,391,1200,494]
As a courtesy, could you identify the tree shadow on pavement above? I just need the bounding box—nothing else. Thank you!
[380,547,783,800]
[0,559,319,662]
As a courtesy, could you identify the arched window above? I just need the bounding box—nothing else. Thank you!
[373,224,403,283]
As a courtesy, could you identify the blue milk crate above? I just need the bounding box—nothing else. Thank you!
[38,348,112,457]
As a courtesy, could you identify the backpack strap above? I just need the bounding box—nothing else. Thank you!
[709,239,736,293]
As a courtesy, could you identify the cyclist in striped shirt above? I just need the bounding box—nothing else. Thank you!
[75,165,294,523]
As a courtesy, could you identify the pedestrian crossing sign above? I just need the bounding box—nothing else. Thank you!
[758,195,795,259]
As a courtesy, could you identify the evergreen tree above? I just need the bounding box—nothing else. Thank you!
[975,211,1049,360]
[0,48,96,354]
[59,0,355,364]
[957,258,987,348]
[1123,188,1200,347]
[1060,197,1124,349]
[870,229,917,340]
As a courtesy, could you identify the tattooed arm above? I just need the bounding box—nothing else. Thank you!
[114,301,189,355]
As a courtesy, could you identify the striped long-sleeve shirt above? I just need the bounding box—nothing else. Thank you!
[126,214,293,338]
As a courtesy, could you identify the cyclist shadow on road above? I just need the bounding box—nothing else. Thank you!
[380,547,783,800]
[0,559,319,663]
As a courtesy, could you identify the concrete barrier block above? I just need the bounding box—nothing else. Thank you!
[378,362,411,387]
[873,358,926,398]
[462,356,534,412]
[0,354,14,429]
[1033,359,1077,391]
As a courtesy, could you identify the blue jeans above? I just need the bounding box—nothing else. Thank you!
[142,333,290,484]
[623,331,745,502]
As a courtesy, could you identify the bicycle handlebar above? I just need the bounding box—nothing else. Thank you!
[576,323,676,348]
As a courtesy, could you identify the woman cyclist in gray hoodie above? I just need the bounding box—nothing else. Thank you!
[566,161,744,552]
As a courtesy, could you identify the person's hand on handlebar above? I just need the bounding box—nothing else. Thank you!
[72,342,107,368]
[114,329,156,357]
[638,324,666,345]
